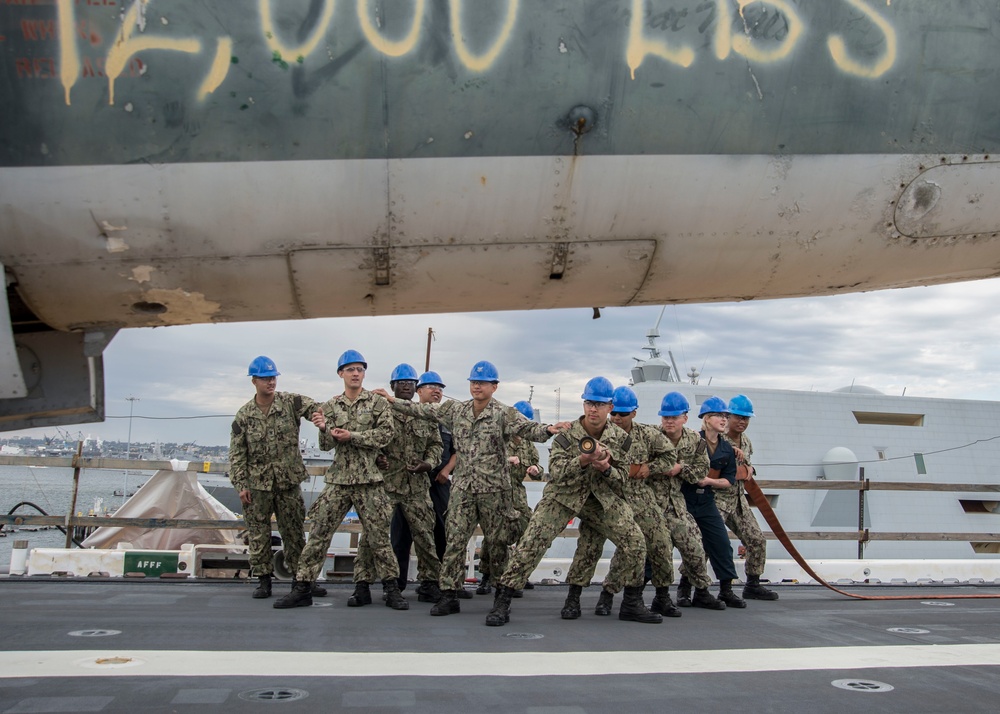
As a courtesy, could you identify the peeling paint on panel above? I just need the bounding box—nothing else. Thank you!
[129,266,154,283]
[105,237,129,254]
[141,287,221,323]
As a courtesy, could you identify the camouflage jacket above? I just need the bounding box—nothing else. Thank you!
[717,431,753,510]
[380,405,444,497]
[229,391,318,492]
[507,434,542,487]
[392,398,554,494]
[616,421,677,502]
[317,389,395,485]
[647,426,709,515]
[545,417,631,512]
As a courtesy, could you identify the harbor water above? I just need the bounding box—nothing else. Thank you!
[0,464,156,570]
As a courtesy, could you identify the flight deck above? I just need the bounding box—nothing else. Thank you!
[2,579,999,713]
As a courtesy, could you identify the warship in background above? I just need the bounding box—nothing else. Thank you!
[626,316,1000,566]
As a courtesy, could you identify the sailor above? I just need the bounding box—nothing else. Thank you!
[721,395,779,601]
[367,363,444,604]
[229,356,326,600]
[391,371,462,595]
[477,399,544,596]
[273,350,407,610]
[486,377,661,627]
[375,360,568,617]
[651,392,726,610]
[685,396,746,608]
[563,385,682,618]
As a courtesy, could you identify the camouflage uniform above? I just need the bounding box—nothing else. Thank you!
[477,434,541,581]
[294,389,397,584]
[646,426,713,589]
[392,398,555,591]
[566,421,678,591]
[229,391,318,577]
[720,432,768,579]
[355,406,443,584]
[499,418,647,591]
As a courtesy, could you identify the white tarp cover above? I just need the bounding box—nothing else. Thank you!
[82,469,241,549]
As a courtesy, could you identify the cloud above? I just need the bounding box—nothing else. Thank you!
[7,278,1000,447]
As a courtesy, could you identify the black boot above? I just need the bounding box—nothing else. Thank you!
[417,580,442,603]
[456,586,473,599]
[594,588,614,616]
[383,579,410,610]
[272,579,312,609]
[743,575,779,601]
[524,580,535,589]
[692,587,726,610]
[252,574,272,599]
[718,579,747,609]
[486,585,514,626]
[476,574,492,595]
[650,586,682,618]
[430,589,460,616]
[293,577,327,598]
[618,585,662,623]
[347,582,372,607]
[560,584,583,620]
[676,575,692,607]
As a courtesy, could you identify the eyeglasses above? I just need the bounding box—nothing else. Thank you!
[393,380,417,386]
[584,400,608,410]
[341,366,365,374]
[469,380,495,387]
[255,376,277,383]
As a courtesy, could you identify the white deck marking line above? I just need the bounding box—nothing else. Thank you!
[2,644,1000,679]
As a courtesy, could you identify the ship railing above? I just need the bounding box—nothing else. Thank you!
[3,454,1000,548]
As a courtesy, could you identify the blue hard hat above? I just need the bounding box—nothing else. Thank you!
[728,394,755,418]
[468,360,500,382]
[698,395,729,417]
[337,349,367,371]
[581,376,614,403]
[417,371,446,388]
[390,363,419,382]
[513,400,534,420]
[658,392,690,417]
[248,355,280,378]
[611,386,638,414]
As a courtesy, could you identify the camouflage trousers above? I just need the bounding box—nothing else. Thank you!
[295,482,398,584]
[663,501,713,589]
[479,480,531,578]
[242,486,305,577]
[439,489,516,591]
[357,490,441,583]
[717,494,767,578]
[567,490,675,591]
[500,492,646,591]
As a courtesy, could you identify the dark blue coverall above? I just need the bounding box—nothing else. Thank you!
[681,432,738,582]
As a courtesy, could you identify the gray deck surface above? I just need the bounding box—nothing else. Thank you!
[2,579,1000,713]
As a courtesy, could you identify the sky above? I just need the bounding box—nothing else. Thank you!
[6,276,1000,448]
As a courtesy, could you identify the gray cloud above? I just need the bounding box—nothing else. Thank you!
[7,278,1000,447]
